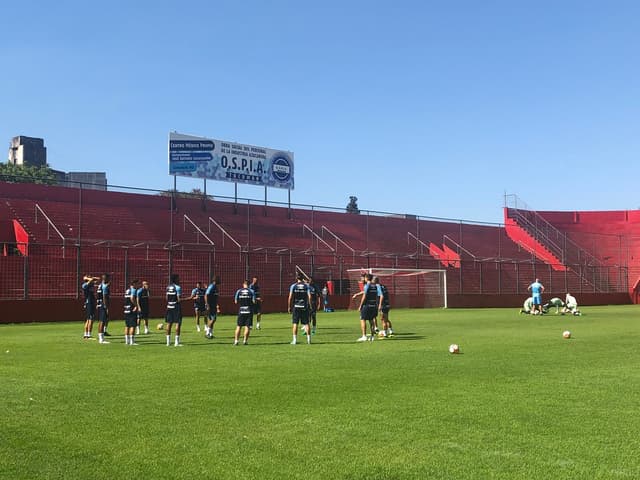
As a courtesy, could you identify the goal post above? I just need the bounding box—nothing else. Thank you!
[346,268,448,309]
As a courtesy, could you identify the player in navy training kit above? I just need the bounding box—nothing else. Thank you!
[81,275,100,339]
[136,281,150,335]
[249,277,263,330]
[100,274,112,336]
[165,274,183,346]
[234,280,255,345]
[374,277,394,337]
[205,276,220,339]
[288,275,312,345]
[305,277,321,335]
[358,273,382,342]
[124,279,140,345]
[190,282,207,333]
[96,276,110,344]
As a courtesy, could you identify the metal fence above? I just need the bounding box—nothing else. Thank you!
[0,242,629,300]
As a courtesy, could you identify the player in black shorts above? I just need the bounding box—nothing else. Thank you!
[205,276,220,339]
[100,273,112,336]
[288,275,312,345]
[249,276,262,330]
[81,275,100,339]
[374,277,394,337]
[234,280,255,345]
[190,282,207,333]
[165,274,183,347]
[136,281,150,335]
[124,279,140,346]
[306,277,321,335]
[357,273,381,342]
[96,278,110,344]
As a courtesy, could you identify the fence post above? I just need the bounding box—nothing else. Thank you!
[23,252,29,300]
[124,248,129,285]
[76,244,81,299]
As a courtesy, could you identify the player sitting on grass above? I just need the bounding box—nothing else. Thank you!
[563,293,581,316]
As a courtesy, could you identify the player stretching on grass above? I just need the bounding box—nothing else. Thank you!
[234,280,255,345]
[289,275,312,345]
[165,274,183,347]
[190,282,207,333]
[358,273,381,342]
[82,275,100,339]
[527,278,545,315]
[124,279,140,346]
[374,277,394,337]
[136,281,150,335]
[205,276,220,339]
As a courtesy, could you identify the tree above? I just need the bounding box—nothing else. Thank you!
[0,162,57,185]
[158,188,206,198]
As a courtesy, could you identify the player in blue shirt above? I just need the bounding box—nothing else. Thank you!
[288,275,312,345]
[136,281,150,335]
[165,274,183,346]
[249,276,263,330]
[234,280,256,345]
[205,276,220,339]
[374,277,394,337]
[358,273,382,342]
[527,278,545,315]
[100,273,112,336]
[189,282,207,333]
[124,279,140,345]
[81,275,100,339]
[305,277,321,335]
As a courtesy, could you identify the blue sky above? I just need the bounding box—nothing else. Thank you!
[3,1,639,223]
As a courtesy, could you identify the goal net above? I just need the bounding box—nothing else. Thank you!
[346,268,448,309]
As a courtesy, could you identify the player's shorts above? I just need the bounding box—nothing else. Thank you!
[360,305,378,321]
[85,303,96,320]
[124,312,137,328]
[237,313,253,327]
[194,302,206,312]
[292,307,309,325]
[97,307,108,323]
[381,305,390,315]
[166,308,182,325]
[252,302,261,314]
[208,308,217,321]
[532,295,542,305]
[138,306,149,319]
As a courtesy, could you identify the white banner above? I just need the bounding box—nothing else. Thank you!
[168,132,294,190]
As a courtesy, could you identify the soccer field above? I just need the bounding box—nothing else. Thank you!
[1,306,639,479]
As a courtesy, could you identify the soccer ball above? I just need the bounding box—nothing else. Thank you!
[157,322,164,330]
[563,330,571,339]
[449,344,460,354]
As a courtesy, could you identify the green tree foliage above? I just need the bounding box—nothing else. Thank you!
[0,162,57,185]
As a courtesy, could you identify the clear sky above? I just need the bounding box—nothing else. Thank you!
[3,1,639,223]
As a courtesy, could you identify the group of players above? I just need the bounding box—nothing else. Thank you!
[519,277,581,316]
[351,273,394,342]
[81,271,333,346]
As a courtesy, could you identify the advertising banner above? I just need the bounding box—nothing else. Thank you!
[168,132,294,190]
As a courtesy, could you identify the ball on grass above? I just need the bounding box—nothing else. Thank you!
[157,322,164,330]
[449,344,460,354]
[563,330,571,339]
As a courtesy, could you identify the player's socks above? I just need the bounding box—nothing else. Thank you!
[291,335,297,345]
[306,332,311,344]
[98,333,104,342]
[175,335,181,346]
[256,322,261,330]
[135,326,140,335]
[166,335,171,346]
[196,325,201,332]
[144,326,149,334]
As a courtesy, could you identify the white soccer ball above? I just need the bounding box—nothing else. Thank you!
[563,330,571,339]
[157,322,164,330]
[449,344,460,354]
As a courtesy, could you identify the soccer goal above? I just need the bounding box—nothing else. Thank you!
[346,268,448,309]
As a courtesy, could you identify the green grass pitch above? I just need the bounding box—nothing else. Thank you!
[1,306,639,479]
